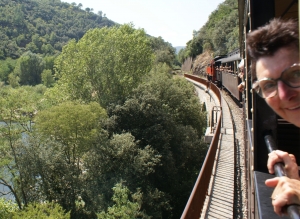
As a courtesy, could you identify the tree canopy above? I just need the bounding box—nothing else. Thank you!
[0,64,208,218]
[105,64,207,217]
[52,24,155,107]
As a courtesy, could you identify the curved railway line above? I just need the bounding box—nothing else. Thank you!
[182,75,247,219]
[222,89,247,219]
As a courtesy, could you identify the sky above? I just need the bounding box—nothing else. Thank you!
[62,0,225,47]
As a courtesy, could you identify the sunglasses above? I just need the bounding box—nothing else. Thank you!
[252,63,300,98]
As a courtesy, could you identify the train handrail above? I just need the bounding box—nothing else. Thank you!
[181,74,222,219]
[264,134,300,219]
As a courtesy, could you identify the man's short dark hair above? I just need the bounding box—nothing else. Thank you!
[247,18,299,61]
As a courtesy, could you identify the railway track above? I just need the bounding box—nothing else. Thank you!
[184,75,248,219]
[221,90,247,219]
[199,88,247,219]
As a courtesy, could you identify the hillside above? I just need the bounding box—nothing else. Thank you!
[0,0,115,59]
[178,0,238,66]
[0,0,176,85]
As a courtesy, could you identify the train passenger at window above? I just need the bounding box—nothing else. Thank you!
[237,60,245,92]
[247,18,300,216]
[238,59,244,78]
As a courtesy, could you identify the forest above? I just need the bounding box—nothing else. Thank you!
[0,0,237,218]
[0,0,207,218]
[0,0,115,59]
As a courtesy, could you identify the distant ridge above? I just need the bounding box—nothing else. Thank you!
[175,46,185,54]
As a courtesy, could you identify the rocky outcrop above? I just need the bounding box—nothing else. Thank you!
[192,50,213,77]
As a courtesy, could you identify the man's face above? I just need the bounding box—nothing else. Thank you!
[256,47,300,127]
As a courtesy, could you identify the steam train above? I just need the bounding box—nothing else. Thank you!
[182,0,300,218]
[206,48,242,104]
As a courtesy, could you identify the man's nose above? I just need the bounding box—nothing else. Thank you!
[277,80,297,100]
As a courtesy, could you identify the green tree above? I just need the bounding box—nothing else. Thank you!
[84,132,162,218]
[186,37,203,58]
[15,136,88,218]
[97,183,150,219]
[13,51,45,85]
[31,34,43,52]
[0,198,18,219]
[43,55,57,73]
[177,48,188,64]
[0,58,17,83]
[41,44,55,55]
[211,8,238,55]
[53,24,155,107]
[12,202,70,219]
[17,117,160,218]
[105,64,207,218]
[41,69,55,87]
[8,73,20,88]
[149,36,176,67]
[25,42,39,53]
[0,86,44,209]
[34,101,107,161]
[14,101,107,218]
[16,34,26,47]
[49,32,57,45]
[12,5,24,26]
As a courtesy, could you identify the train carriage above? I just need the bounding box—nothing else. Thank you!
[207,49,242,103]
[241,0,300,218]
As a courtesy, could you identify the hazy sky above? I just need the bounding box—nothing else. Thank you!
[63,0,224,47]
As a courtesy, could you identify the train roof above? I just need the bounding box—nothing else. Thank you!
[217,53,241,63]
[213,55,226,61]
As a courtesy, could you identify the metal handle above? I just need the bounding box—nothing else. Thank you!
[264,135,286,177]
[264,133,300,219]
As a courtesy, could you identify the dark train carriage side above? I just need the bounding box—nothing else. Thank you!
[219,49,242,102]
[207,49,242,102]
[240,0,300,218]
